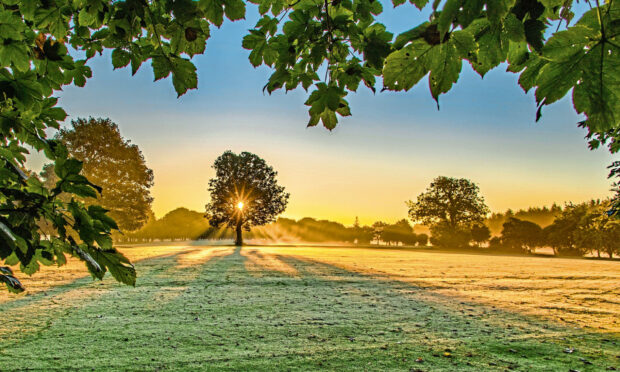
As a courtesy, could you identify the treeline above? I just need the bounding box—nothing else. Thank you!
[120,210,428,246]
[485,205,562,235]
[121,201,618,258]
[490,200,619,258]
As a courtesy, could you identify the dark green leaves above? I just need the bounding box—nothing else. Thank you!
[112,49,131,69]
[384,29,474,103]
[305,83,351,129]
[0,266,24,293]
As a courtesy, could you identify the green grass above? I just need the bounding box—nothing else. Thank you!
[0,246,618,371]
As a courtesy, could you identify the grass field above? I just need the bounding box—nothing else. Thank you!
[0,245,618,371]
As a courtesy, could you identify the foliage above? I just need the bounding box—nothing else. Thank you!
[429,223,472,248]
[41,118,154,232]
[609,161,620,217]
[408,176,489,230]
[470,223,491,247]
[205,151,289,245]
[416,233,428,246]
[500,217,543,254]
[380,219,416,245]
[124,207,210,242]
[572,200,620,258]
[485,204,561,235]
[543,203,589,256]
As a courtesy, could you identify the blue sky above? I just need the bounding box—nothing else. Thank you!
[31,2,616,225]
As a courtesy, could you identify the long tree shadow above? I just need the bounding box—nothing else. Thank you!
[0,247,617,371]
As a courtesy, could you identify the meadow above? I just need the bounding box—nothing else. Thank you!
[0,245,618,371]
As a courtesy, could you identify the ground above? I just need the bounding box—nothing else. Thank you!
[0,245,618,371]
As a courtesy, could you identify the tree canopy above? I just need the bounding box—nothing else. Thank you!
[205,151,289,245]
[500,217,543,254]
[42,118,154,232]
[408,176,489,229]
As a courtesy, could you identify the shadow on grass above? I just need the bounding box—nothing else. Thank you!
[0,246,617,371]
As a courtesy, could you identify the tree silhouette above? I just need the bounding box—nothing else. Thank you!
[206,151,289,245]
[41,118,154,232]
[408,176,489,248]
[408,177,489,230]
[471,224,491,248]
[501,218,543,254]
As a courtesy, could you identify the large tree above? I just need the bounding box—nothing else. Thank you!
[1,0,618,291]
[205,151,289,245]
[408,176,490,230]
[42,118,154,232]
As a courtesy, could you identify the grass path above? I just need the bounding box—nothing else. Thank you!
[0,246,618,371]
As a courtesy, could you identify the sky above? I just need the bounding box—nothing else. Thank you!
[28,3,617,226]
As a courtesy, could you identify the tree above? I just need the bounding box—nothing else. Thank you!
[205,151,289,245]
[609,161,620,218]
[416,233,429,247]
[1,0,617,291]
[470,224,491,248]
[381,219,416,246]
[42,118,154,232]
[408,176,489,230]
[573,200,620,258]
[500,218,543,254]
[543,204,589,256]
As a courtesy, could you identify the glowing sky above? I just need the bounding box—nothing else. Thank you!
[29,3,616,226]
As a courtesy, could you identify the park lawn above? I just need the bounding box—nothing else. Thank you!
[0,245,618,371]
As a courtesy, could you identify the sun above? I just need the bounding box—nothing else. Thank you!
[237,201,244,210]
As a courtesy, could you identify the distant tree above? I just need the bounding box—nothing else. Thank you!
[351,217,373,245]
[573,200,620,258]
[485,205,562,235]
[488,236,503,250]
[609,161,620,218]
[543,204,589,256]
[470,224,491,248]
[416,234,429,247]
[371,221,388,244]
[205,151,289,246]
[500,218,543,254]
[408,176,489,230]
[42,118,154,232]
[381,219,415,246]
[127,208,211,242]
[408,176,489,248]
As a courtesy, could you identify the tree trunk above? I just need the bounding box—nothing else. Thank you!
[235,222,243,246]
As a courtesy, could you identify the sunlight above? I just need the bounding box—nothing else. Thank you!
[237,201,244,210]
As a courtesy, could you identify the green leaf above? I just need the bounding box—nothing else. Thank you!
[503,13,525,42]
[437,0,459,37]
[55,158,83,179]
[199,0,225,27]
[152,56,172,81]
[542,25,595,62]
[427,42,462,103]
[383,39,432,91]
[534,58,582,105]
[171,58,198,97]
[224,0,246,20]
[111,48,131,69]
